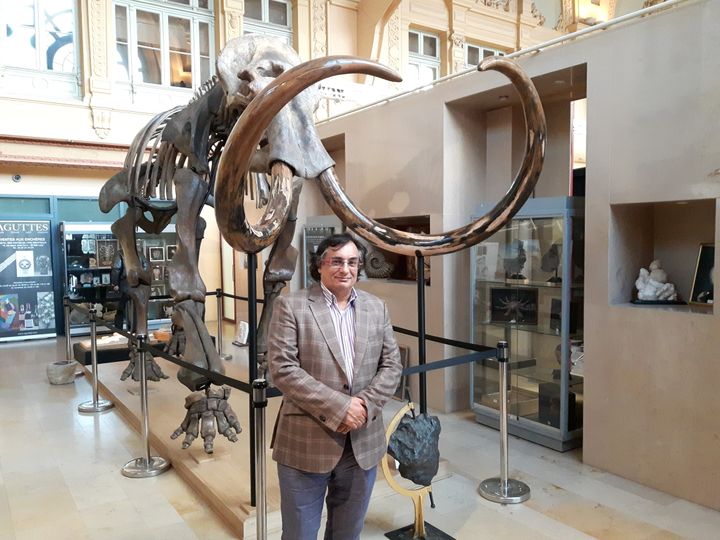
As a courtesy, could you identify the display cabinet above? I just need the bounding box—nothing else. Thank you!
[470,197,584,451]
[61,222,177,333]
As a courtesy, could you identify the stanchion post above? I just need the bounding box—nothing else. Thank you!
[247,252,258,506]
[216,288,232,361]
[478,341,530,504]
[64,297,73,361]
[122,334,171,478]
[78,308,114,413]
[253,378,268,540]
[416,254,427,414]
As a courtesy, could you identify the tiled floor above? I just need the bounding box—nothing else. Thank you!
[1,336,720,539]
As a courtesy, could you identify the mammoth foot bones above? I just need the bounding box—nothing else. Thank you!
[170,385,242,454]
[120,349,169,382]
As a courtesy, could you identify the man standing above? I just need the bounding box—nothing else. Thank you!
[268,233,402,540]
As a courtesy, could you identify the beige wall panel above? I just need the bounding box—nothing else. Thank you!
[484,107,514,201]
[199,205,222,322]
[0,98,162,147]
[328,3,358,55]
[442,103,487,410]
[0,167,109,197]
[577,1,720,510]
[405,0,450,32]
[461,9,518,49]
[518,100,571,198]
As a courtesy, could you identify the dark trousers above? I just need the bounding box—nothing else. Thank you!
[277,437,377,540]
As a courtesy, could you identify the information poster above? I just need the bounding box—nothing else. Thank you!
[0,220,56,341]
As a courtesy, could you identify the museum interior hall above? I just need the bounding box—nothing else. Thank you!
[1,1,719,539]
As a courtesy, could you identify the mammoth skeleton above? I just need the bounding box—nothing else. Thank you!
[99,34,545,453]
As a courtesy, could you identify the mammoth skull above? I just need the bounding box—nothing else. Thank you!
[215,45,546,258]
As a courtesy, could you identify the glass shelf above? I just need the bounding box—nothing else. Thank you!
[514,366,584,388]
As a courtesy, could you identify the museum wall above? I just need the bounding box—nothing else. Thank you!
[315,0,720,509]
[578,0,720,510]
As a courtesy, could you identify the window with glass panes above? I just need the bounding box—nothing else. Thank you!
[465,44,504,68]
[407,30,440,85]
[243,0,292,44]
[114,0,214,89]
[0,0,76,73]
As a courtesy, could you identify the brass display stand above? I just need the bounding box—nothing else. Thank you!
[381,402,453,540]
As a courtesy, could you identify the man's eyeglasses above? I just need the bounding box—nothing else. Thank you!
[323,257,362,269]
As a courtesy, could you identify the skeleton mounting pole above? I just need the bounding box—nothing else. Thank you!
[216,288,232,361]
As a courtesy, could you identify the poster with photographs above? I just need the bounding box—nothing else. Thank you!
[0,220,56,340]
[96,239,118,268]
[148,246,165,262]
[303,226,337,288]
[151,265,165,283]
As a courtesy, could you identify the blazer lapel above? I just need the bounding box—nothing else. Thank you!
[307,286,349,380]
[352,293,369,381]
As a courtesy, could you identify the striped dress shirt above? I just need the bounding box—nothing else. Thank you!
[320,283,357,388]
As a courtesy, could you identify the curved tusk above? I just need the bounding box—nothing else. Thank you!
[316,56,546,257]
[214,57,403,254]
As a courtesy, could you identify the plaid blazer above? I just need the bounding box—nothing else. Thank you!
[268,284,402,473]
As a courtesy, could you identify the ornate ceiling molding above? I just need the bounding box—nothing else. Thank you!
[312,0,328,58]
[387,7,401,75]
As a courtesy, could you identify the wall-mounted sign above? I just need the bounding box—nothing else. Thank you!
[0,220,56,341]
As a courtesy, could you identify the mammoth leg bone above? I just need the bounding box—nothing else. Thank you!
[112,207,169,381]
[170,385,242,454]
[167,168,223,392]
[256,177,304,377]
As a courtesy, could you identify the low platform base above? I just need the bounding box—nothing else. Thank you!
[385,522,455,540]
[121,456,171,478]
[478,477,531,504]
[78,399,114,413]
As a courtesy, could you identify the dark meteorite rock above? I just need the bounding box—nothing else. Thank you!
[387,413,441,487]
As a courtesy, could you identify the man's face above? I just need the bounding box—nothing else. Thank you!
[318,241,360,298]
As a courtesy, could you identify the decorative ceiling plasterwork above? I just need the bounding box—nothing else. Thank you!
[449,31,466,73]
[608,0,618,19]
[312,1,330,118]
[482,0,510,11]
[91,107,112,139]
[312,0,328,58]
[531,2,545,26]
[89,0,107,80]
[387,8,402,75]
[87,0,112,139]
[555,0,576,32]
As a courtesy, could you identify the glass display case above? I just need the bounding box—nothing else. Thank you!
[470,197,584,451]
[61,222,177,333]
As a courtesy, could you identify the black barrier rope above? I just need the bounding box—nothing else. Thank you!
[401,350,496,376]
[66,299,281,397]
[68,295,493,395]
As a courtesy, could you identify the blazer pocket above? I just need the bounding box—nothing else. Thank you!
[280,400,309,417]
